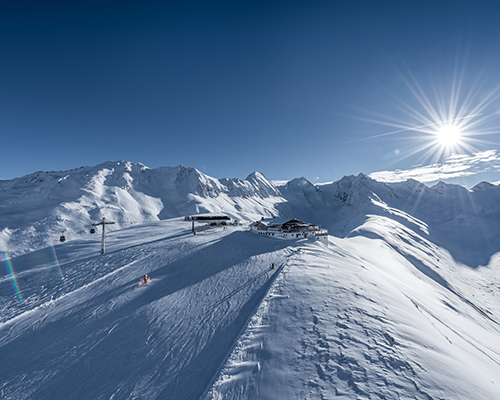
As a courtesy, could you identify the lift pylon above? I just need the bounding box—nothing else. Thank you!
[92,217,115,254]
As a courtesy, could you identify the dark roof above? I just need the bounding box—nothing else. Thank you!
[190,215,230,221]
[254,217,314,228]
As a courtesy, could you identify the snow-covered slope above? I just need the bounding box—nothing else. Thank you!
[2,219,499,399]
[1,222,291,399]
[0,161,284,258]
[2,162,500,399]
[208,233,500,399]
[4,161,500,267]
[278,173,500,268]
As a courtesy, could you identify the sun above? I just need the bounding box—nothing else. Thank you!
[436,124,462,147]
[345,61,500,168]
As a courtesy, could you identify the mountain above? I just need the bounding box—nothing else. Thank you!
[3,161,500,266]
[1,161,500,399]
[278,172,500,268]
[0,161,284,258]
[3,160,500,266]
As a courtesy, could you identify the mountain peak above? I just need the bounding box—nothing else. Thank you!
[245,171,268,181]
[244,171,280,197]
[472,181,496,190]
[283,177,314,190]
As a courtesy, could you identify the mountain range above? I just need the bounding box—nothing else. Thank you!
[2,160,500,268]
[1,161,500,399]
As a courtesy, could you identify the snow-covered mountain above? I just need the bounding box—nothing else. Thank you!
[0,161,285,258]
[277,173,500,268]
[3,161,500,267]
[1,161,500,399]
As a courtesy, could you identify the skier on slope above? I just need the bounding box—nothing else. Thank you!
[139,274,150,285]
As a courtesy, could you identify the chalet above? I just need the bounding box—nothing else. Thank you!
[250,217,328,245]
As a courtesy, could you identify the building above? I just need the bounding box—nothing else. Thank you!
[250,217,328,245]
[184,215,230,223]
[184,214,233,232]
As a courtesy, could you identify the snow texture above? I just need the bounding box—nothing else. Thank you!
[1,161,500,399]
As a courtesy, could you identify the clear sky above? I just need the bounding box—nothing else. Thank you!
[2,0,500,187]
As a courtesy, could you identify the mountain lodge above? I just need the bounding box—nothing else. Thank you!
[250,217,328,245]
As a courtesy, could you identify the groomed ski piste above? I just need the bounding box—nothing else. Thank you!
[2,216,500,399]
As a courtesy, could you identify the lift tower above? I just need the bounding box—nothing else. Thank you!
[92,217,115,254]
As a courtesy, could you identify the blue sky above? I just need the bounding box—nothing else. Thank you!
[2,0,500,186]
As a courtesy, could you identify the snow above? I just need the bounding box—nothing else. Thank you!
[2,161,500,399]
[1,221,291,399]
[208,235,500,399]
[0,162,284,259]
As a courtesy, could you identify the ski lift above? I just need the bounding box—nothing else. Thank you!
[90,228,96,234]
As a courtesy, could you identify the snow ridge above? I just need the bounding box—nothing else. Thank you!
[2,161,500,399]
[3,162,500,268]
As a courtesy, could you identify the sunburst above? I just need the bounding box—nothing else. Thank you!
[344,63,500,168]
[436,124,462,147]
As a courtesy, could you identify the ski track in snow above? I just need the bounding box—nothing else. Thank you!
[4,162,500,399]
[206,237,500,400]
[2,217,500,399]
[1,222,292,399]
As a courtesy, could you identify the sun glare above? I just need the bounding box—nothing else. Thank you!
[346,62,500,167]
[436,125,462,147]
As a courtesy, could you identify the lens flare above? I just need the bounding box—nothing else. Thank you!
[47,228,67,288]
[1,241,23,303]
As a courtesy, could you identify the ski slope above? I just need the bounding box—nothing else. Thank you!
[2,216,500,399]
[1,220,292,399]
[208,231,500,399]
[2,162,500,399]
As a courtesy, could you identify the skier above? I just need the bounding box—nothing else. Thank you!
[271,263,274,269]
[139,274,150,286]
